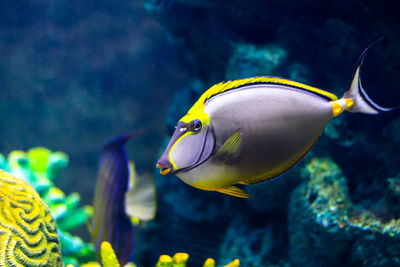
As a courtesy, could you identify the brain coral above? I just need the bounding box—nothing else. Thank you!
[0,169,63,267]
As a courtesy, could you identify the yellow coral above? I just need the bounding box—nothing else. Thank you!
[202,258,215,267]
[101,241,120,267]
[222,259,240,267]
[0,169,63,267]
[172,253,189,266]
[156,255,173,266]
[154,253,239,267]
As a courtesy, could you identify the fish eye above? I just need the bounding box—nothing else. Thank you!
[191,120,202,132]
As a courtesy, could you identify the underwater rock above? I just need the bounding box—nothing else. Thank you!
[289,158,400,267]
[0,169,63,267]
[225,44,287,80]
[288,158,352,266]
[218,219,274,266]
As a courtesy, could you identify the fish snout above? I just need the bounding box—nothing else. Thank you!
[156,158,173,175]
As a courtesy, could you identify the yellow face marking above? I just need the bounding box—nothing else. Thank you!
[180,108,210,125]
[345,98,354,109]
[168,130,194,170]
[332,102,344,116]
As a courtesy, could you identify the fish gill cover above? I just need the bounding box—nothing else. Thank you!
[0,0,400,266]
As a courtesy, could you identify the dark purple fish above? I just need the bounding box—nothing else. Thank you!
[89,134,137,265]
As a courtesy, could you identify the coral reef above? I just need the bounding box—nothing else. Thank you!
[289,158,400,266]
[77,241,238,267]
[0,169,63,266]
[1,1,400,266]
[73,241,136,267]
[0,148,95,266]
[155,252,239,267]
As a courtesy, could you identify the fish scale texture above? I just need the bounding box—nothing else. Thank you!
[0,169,63,267]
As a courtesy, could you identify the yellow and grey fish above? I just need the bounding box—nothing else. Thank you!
[156,40,394,198]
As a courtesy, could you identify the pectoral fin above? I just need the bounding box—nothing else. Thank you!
[217,186,250,198]
[125,162,157,221]
[215,131,242,164]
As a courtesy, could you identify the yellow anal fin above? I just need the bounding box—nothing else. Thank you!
[217,186,250,198]
[239,176,273,185]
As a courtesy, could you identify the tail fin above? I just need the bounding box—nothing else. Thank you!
[342,38,393,114]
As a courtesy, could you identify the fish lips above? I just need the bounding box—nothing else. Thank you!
[157,121,215,175]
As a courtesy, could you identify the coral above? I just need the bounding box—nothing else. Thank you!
[78,241,136,267]
[0,169,63,266]
[100,241,121,267]
[289,158,400,266]
[0,148,95,266]
[81,241,236,267]
[155,252,238,267]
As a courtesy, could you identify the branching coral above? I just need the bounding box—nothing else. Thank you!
[0,169,63,267]
[0,147,95,266]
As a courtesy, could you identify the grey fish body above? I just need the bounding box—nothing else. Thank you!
[178,85,333,189]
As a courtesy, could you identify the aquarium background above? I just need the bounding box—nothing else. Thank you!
[1,0,400,266]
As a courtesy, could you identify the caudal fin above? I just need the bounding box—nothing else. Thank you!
[342,38,393,114]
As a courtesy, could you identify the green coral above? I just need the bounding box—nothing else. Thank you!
[0,147,95,266]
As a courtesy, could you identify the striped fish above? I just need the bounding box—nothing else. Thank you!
[156,39,394,198]
[89,133,156,265]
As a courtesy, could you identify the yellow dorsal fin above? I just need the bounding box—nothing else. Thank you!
[190,77,338,111]
[182,77,337,124]
[217,186,250,198]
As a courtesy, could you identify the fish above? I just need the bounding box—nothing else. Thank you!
[89,133,156,265]
[156,39,394,198]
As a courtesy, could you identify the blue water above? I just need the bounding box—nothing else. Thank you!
[1,0,400,266]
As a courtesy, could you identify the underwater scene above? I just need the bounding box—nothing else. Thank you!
[1,0,400,266]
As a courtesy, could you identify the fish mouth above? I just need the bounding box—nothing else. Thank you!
[156,163,172,175]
